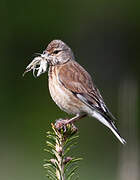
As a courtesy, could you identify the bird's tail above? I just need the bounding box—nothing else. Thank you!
[92,111,126,144]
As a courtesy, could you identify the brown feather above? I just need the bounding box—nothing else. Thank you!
[58,61,101,104]
[59,60,93,93]
[58,60,114,120]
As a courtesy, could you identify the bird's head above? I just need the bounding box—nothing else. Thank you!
[41,40,74,65]
[23,40,74,77]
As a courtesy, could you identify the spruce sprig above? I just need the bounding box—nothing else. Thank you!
[44,121,82,180]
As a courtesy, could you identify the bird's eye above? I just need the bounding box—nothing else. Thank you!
[53,50,60,54]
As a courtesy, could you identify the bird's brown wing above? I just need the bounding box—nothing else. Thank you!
[58,60,114,120]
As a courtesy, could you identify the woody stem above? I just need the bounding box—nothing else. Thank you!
[55,131,65,180]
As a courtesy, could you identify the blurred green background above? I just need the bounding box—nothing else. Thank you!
[0,0,140,180]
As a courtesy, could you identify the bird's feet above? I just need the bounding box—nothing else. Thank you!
[55,119,78,133]
[55,119,70,131]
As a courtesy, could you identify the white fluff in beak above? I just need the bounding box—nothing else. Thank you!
[23,56,48,77]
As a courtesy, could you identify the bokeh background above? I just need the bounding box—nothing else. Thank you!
[1,0,140,180]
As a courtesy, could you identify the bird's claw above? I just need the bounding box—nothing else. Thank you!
[55,119,78,135]
[55,119,68,132]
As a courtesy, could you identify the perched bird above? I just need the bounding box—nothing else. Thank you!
[28,40,126,144]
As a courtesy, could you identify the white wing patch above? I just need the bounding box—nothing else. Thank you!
[76,93,100,108]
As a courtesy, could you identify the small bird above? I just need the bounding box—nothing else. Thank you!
[25,40,126,144]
